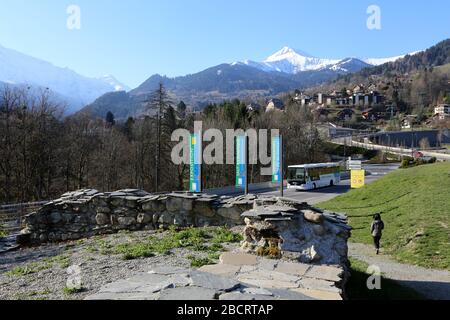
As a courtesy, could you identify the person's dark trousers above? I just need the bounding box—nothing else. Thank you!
[373,236,381,250]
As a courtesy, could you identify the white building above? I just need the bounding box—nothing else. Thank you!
[435,104,450,120]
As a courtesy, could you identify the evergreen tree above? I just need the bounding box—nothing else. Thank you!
[147,82,172,192]
[177,101,187,118]
[106,111,115,126]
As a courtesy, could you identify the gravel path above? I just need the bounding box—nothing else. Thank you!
[0,228,241,300]
[349,242,450,300]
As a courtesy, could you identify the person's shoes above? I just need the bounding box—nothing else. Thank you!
[376,249,380,255]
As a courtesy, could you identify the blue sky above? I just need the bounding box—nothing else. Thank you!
[0,0,449,88]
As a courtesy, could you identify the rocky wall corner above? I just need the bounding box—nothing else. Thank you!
[240,197,352,268]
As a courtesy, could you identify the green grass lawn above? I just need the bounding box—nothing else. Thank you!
[318,162,450,270]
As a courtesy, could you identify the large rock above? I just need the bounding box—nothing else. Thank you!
[166,197,183,213]
[137,213,152,224]
[193,201,216,218]
[303,210,324,224]
[117,217,136,226]
[217,205,242,223]
[49,212,62,224]
[95,213,110,225]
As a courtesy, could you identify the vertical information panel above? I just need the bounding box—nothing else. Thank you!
[272,136,281,184]
[190,133,202,193]
[235,135,247,188]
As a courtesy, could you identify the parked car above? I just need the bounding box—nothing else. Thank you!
[412,150,424,159]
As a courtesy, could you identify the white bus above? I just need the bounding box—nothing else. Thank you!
[287,163,341,191]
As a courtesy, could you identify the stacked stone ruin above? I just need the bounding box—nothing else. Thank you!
[240,197,351,267]
[18,189,351,271]
[17,189,255,244]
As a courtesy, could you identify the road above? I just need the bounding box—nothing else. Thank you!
[333,137,450,161]
[255,163,400,205]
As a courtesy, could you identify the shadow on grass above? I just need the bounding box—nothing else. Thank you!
[347,258,424,300]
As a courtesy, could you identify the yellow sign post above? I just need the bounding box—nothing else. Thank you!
[351,170,365,189]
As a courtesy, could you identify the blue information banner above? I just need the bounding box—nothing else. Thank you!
[235,135,247,188]
[190,133,202,192]
[272,136,281,184]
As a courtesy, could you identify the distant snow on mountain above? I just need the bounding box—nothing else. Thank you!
[98,74,130,92]
[263,47,341,73]
[364,51,423,66]
[0,44,129,114]
[364,55,406,66]
[234,47,422,75]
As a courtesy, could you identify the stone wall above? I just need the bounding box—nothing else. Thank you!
[17,189,255,245]
[18,189,352,270]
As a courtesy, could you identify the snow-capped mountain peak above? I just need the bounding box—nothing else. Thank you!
[233,47,422,75]
[0,44,130,114]
[260,47,340,74]
[265,46,312,61]
[98,74,130,92]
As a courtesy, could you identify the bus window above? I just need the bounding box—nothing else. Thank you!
[288,168,306,183]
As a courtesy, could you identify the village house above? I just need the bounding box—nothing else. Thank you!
[246,102,262,112]
[266,98,285,112]
[337,108,354,121]
[434,104,450,120]
[313,106,330,121]
[362,108,379,122]
[353,84,365,94]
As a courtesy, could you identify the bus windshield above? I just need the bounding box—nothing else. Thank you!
[288,168,306,183]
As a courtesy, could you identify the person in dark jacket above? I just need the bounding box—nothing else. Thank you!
[371,213,385,255]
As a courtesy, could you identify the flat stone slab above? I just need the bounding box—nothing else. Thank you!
[219,292,274,300]
[237,278,300,290]
[242,287,273,296]
[85,291,160,300]
[198,264,241,277]
[159,286,217,300]
[264,217,292,222]
[264,205,297,213]
[258,259,278,271]
[149,266,189,275]
[304,265,344,283]
[84,260,343,301]
[97,273,174,294]
[298,278,341,293]
[275,261,311,276]
[220,252,258,266]
[292,288,343,301]
[190,271,240,292]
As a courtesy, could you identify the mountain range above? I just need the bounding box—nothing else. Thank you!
[82,47,416,119]
[0,44,129,114]
[234,46,413,74]
[0,42,417,118]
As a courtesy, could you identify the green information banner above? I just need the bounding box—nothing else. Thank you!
[235,135,246,188]
[272,136,281,184]
[190,133,201,192]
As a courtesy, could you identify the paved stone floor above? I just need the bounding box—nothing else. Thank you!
[85,253,344,300]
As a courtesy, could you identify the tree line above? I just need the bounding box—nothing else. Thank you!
[0,85,327,204]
